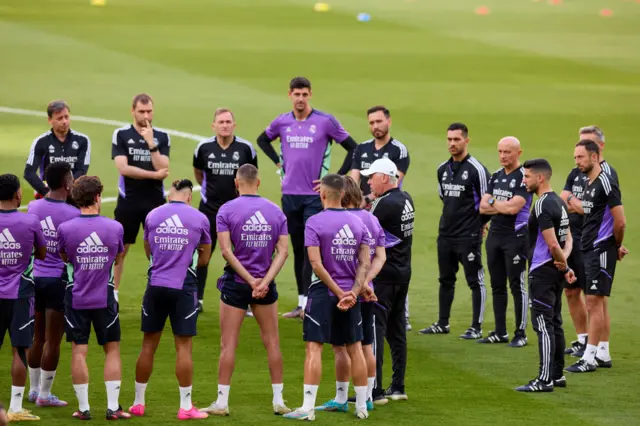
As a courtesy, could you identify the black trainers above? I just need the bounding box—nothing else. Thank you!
[373,394,389,405]
[595,357,612,368]
[515,379,553,393]
[564,340,585,355]
[460,327,482,340]
[419,322,450,335]
[383,387,408,401]
[508,334,528,348]
[565,359,597,373]
[553,376,567,388]
[477,331,508,344]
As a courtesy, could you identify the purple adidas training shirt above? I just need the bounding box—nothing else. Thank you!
[347,208,385,289]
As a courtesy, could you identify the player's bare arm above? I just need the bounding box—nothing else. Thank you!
[610,205,627,260]
[254,235,289,298]
[197,243,212,268]
[560,190,584,215]
[141,119,170,171]
[352,243,371,296]
[193,168,204,186]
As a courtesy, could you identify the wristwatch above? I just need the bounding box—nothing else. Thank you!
[149,145,159,153]
[567,194,574,203]
[488,198,496,206]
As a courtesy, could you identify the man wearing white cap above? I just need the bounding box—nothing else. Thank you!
[361,158,415,402]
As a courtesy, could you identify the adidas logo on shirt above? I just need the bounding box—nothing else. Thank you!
[0,228,21,250]
[156,214,188,235]
[208,153,216,159]
[77,232,108,254]
[40,216,57,238]
[333,224,357,246]
[401,199,415,221]
[243,211,272,232]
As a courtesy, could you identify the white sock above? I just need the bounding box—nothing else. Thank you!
[354,386,367,412]
[28,367,41,395]
[272,383,284,406]
[335,381,349,404]
[298,295,304,308]
[302,384,318,411]
[582,344,598,364]
[73,383,90,412]
[105,380,121,411]
[134,382,147,406]
[578,333,588,345]
[9,386,25,412]
[215,384,230,408]
[596,341,611,361]
[366,377,375,401]
[39,370,56,399]
[302,296,308,310]
[180,386,193,411]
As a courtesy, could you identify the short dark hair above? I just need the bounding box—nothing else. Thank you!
[0,174,20,201]
[132,93,153,109]
[321,174,344,199]
[289,76,311,91]
[45,162,72,191]
[523,158,553,177]
[447,122,469,137]
[341,176,363,208]
[367,106,390,119]
[236,164,259,182]
[71,176,103,208]
[575,139,600,155]
[171,179,193,192]
[47,100,70,118]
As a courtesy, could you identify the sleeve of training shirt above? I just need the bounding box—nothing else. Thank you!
[111,128,128,159]
[304,217,320,247]
[395,142,410,174]
[350,144,362,170]
[606,179,623,208]
[73,137,91,179]
[486,170,497,195]
[536,198,555,231]
[193,143,205,170]
[158,133,171,157]
[327,115,350,144]
[472,162,490,204]
[513,170,529,199]
[24,137,48,195]
[436,163,445,201]
[563,169,578,192]
[215,204,230,233]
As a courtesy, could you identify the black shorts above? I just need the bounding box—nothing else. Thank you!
[199,202,221,252]
[361,301,375,346]
[303,289,363,346]
[217,273,278,311]
[34,277,65,313]
[0,297,35,348]
[564,244,586,290]
[583,246,617,297]
[114,196,165,245]
[64,291,120,345]
[141,285,199,336]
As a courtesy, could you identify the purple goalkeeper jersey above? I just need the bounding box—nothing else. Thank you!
[216,195,288,284]
[0,210,46,299]
[265,110,350,195]
[144,201,211,290]
[58,215,124,309]
[304,208,368,296]
[27,198,80,278]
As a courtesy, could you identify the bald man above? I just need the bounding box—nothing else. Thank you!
[479,137,532,347]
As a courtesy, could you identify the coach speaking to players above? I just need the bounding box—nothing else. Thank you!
[361,158,414,401]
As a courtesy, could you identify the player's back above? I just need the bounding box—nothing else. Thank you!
[305,209,367,296]
[346,208,385,260]
[144,201,210,289]
[58,215,123,309]
[27,198,80,278]
[0,210,43,299]
[216,195,287,283]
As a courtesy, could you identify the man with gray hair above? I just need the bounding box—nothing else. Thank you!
[24,100,91,198]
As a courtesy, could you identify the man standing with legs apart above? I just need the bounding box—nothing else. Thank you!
[193,108,258,313]
[129,179,211,420]
[479,137,531,347]
[58,176,129,420]
[362,159,414,402]
[200,164,290,416]
[566,140,626,373]
[0,174,46,422]
[26,162,79,407]
[315,176,385,412]
[257,77,359,319]
[112,94,170,300]
[421,123,490,340]
[516,159,574,392]
[283,174,371,421]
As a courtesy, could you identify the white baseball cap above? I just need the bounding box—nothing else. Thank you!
[360,158,398,178]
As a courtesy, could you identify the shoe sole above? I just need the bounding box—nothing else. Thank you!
[386,395,408,401]
[373,399,388,406]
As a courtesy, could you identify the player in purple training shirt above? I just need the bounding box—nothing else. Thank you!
[0,174,46,422]
[257,77,359,319]
[316,176,386,412]
[26,162,80,408]
[58,176,130,421]
[283,174,372,421]
[129,179,211,421]
[199,164,290,417]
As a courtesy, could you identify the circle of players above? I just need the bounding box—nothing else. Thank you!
[0,76,627,423]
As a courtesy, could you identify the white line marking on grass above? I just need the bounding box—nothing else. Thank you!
[0,106,204,209]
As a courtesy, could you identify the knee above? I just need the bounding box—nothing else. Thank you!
[585,296,602,313]
[565,288,581,301]
[220,338,239,355]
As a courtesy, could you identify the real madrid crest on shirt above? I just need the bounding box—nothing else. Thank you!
[49,145,55,154]
[72,141,79,150]
[509,178,516,189]
[232,151,240,161]
[461,170,468,180]
[309,124,316,134]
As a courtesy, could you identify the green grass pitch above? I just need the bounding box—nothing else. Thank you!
[1,0,640,424]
